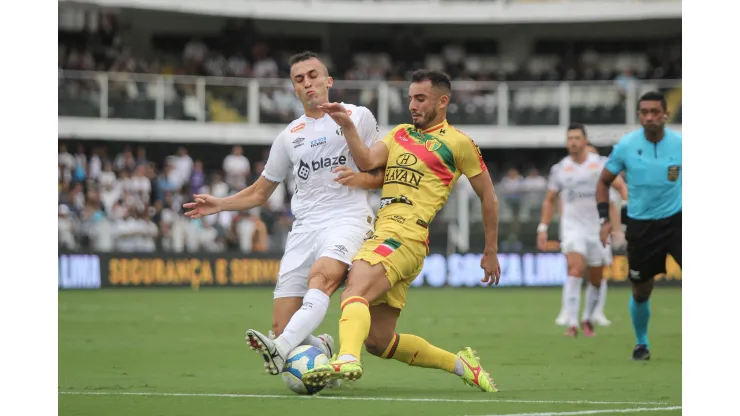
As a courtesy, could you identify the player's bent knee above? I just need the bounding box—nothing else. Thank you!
[307,269,342,296]
[364,333,395,357]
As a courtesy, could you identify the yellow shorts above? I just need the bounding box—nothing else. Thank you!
[353,228,427,310]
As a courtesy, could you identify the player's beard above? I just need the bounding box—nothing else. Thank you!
[643,122,664,138]
[414,109,438,130]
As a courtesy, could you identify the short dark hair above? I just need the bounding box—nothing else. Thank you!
[288,51,322,67]
[638,91,667,111]
[411,69,452,95]
[567,122,587,137]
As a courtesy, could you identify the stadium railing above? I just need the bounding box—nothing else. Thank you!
[59,70,682,128]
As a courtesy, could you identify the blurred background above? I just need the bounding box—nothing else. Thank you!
[57,0,682,288]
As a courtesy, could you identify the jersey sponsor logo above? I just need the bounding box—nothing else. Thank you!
[298,155,348,180]
[390,215,406,224]
[667,165,680,182]
[290,122,306,133]
[396,153,418,167]
[297,160,311,180]
[384,166,424,189]
[425,139,441,152]
[379,195,413,209]
[311,137,327,148]
[293,137,305,148]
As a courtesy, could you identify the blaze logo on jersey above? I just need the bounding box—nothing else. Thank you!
[298,156,348,180]
[298,160,311,180]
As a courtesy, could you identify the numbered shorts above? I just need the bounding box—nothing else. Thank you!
[353,229,427,310]
[274,223,372,299]
[560,231,612,267]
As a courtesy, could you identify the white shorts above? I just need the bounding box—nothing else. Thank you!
[560,231,612,267]
[273,223,372,299]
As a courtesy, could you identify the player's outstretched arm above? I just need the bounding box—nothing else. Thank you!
[333,166,385,189]
[183,176,279,219]
[537,190,558,251]
[318,102,389,171]
[468,171,502,285]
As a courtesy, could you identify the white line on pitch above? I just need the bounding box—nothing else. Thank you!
[58,391,673,406]
[467,406,682,416]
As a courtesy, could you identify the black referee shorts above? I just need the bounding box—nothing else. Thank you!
[625,211,682,282]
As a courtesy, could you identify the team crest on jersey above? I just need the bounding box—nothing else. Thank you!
[425,139,441,152]
[290,122,306,133]
[667,165,680,182]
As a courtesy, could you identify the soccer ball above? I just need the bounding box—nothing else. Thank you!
[281,345,329,395]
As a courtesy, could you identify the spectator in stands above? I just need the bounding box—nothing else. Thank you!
[169,146,194,190]
[615,68,637,100]
[252,43,278,78]
[114,145,136,172]
[138,209,160,252]
[58,204,78,250]
[203,172,230,199]
[135,146,148,167]
[88,146,104,181]
[131,165,152,203]
[223,145,251,190]
[59,144,75,173]
[190,160,206,194]
[229,212,270,253]
[156,163,177,201]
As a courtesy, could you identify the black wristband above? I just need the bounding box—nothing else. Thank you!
[597,202,609,220]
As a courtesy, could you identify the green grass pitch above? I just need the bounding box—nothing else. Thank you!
[58,286,681,416]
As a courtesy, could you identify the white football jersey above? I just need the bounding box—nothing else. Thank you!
[548,153,618,233]
[262,103,379,232]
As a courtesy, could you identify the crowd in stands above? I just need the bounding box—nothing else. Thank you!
[59,11,682,125]
[58,143,552,254]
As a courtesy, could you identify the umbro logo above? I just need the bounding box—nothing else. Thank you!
[334,245,348,255]
[629,269,641,280]
[293,137,305,148]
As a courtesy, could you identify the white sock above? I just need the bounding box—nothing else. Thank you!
[582,283,601,322]
[301,334,325,350]
[453,358,465,376]
[565,276,582,327]
[275,288,331,357]
[338,354,359,361]
[557,280,568,319]
[594,280,608,316]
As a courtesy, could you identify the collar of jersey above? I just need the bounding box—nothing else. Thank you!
[300,102,348,123]
[421,120,449,134]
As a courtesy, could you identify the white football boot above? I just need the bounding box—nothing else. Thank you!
[246,329,285,375]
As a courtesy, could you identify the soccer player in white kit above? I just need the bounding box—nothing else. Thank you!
[537,124,627,337]
[183,51,383,376]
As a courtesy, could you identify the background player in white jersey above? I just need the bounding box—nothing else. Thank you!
[537,124,627,337]
[183,51,383,376]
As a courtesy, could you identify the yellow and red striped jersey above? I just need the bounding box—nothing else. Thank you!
[377,120,487,242]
